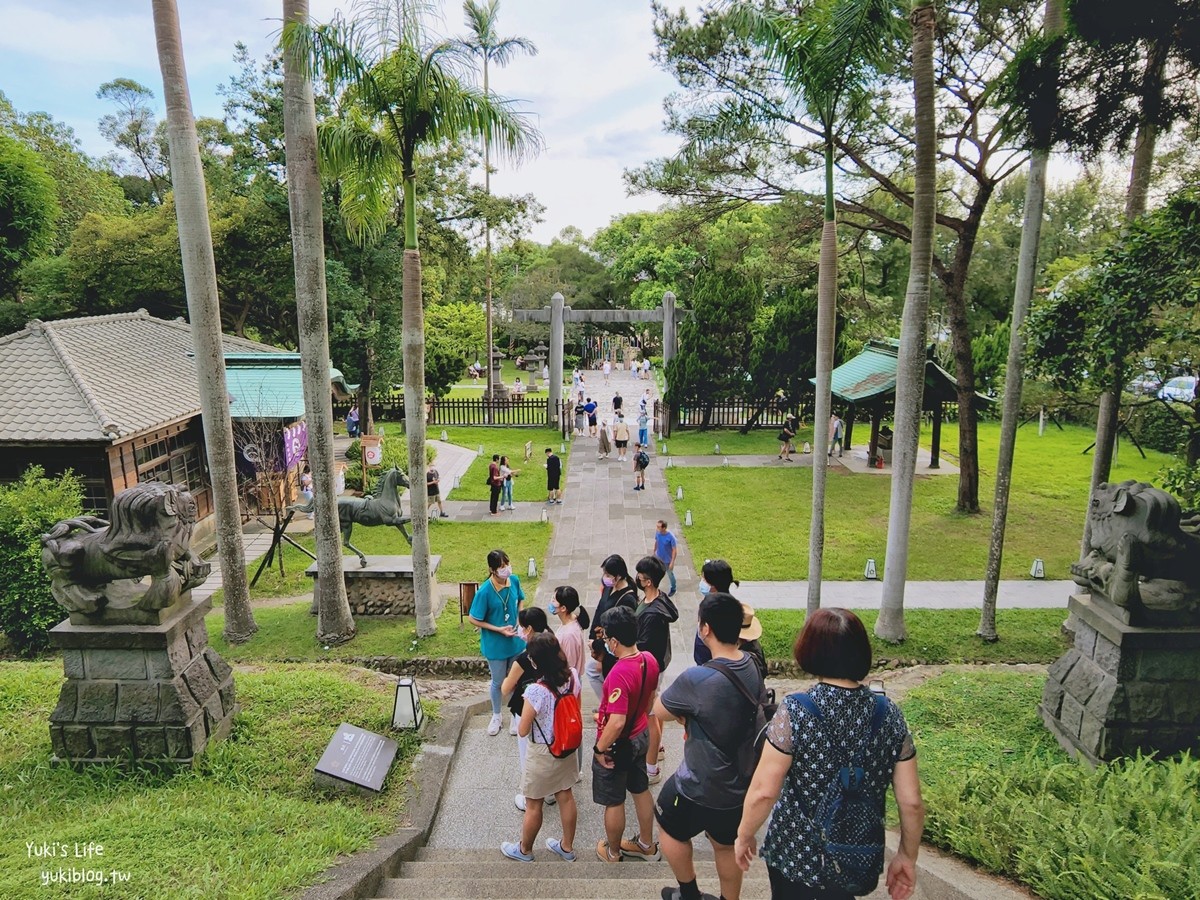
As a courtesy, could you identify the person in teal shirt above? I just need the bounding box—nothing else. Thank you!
[469,549,527,735]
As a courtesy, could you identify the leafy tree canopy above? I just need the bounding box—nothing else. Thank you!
[0,134,60,299]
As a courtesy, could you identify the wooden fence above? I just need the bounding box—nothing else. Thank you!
[672,398,795,430]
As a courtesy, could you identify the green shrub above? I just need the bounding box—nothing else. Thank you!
[0,467,83,655]
[1128,401,1190,454]
[1159,459,1200,509]
[342,440,435,493]
[906,671,1200,900]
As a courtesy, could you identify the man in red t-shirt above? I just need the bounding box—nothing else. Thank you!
[591,606,662,863]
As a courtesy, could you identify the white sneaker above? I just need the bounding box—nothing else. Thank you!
[509,717,519,736]
[514,793,526,812]
[488,713,502,736]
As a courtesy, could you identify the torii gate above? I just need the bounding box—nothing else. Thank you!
[513,291,679,430]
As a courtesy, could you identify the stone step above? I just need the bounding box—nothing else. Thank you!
[374,877,772,899]
[413,848,713,863]
[397,861,748,880]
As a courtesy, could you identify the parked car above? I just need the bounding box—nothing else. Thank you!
[1126,372,1162,395]
[1158,375,1197,402]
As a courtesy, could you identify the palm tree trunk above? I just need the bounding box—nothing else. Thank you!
[1082,38,1167,555]
[152,0,257,643]
[877,2,937,644]
[807,141,837,613]
[282,0,355,645]
[483,57,495,411]
[402,174,436,637]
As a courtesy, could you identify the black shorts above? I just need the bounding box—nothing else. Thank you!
[615,440,628,449]
[653,773,743,847]
[547,478,560,490]
[591,729,649,806]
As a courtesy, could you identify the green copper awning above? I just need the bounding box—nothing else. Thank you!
[812,339,988,408]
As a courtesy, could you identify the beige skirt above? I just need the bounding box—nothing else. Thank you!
[521,741,577,800]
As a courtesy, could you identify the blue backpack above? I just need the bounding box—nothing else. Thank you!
[793,692,888,895]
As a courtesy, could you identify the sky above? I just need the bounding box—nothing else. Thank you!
[0,0,683,244]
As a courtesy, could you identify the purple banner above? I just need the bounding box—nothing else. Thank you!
[283,421,309,469]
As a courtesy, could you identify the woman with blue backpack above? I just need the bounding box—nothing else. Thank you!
[501,632,583,864]
[733,608,926,900]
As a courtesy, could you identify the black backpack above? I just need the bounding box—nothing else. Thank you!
[703,660,776,766]
[794,692,889,895]
[635,449,650,468]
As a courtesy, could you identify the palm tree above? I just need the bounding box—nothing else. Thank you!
[732,0,904,612]
[284,9,540,636]
[281,0,355,646]
[877,2,937,643]
[449,0,537,404]
[151,0,257,643]
[979,0,1064,641]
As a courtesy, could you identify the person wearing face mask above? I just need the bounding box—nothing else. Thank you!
[586,555,639,700]
[693,559,739,665]
[469,549,527,736]
[633,556,679,786]
[501,607,554,811]
[550,586,591,683]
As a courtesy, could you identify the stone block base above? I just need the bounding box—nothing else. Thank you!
[48,593,238,766]
[1041,593,1200,765]
[308,556,444,618]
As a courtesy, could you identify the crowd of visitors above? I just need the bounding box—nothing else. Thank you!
[467,542,926,900]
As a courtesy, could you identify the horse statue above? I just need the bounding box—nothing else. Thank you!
[291,467,412,567]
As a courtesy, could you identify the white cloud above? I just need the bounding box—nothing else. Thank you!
[0,0,684,242]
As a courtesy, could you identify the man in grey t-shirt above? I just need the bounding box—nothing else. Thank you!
[653,592,764,900]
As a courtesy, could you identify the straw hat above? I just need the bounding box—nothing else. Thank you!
[740,603,763,642]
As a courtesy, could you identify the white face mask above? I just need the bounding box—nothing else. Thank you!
[699,580,711,596]
[496,565,512,580]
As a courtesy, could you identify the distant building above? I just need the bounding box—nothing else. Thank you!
[0,311,304,544]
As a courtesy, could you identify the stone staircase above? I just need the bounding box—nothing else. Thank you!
[371,848,779,899]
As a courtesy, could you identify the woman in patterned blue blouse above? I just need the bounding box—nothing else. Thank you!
[733,609,926,899]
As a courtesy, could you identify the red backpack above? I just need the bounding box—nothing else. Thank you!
[534,676,583,758]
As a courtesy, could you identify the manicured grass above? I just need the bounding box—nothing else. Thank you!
[442,426,570,502]
[904,670,1200,899]
[669,421,1175,580]
[209,599,486,662]
[220,521,551,603]
[758,608,1070,665]
[663,426,817,457]
[0,661,424,899]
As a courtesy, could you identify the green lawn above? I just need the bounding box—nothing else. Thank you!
[0,661,424,899]
[758,608,1069,665]
[663,426,817,457]
[905,670,1200,899]
[221,521,552,603]
[209,600,485,662]
[669,421,1175,580]
[441,426,570,502]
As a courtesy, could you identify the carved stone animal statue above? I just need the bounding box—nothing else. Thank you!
[1072,480,1200,622]
[291,466,412,566]
[41,481,210,614]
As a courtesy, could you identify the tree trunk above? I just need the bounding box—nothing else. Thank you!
[980,0,1063,641]
[152,0,256,643]
[1082,38,1167,554]
[877,3,937,644]
[282,0,355,646]
[402,175,436,638]
[807,142,837,613]
[941,187,992,513]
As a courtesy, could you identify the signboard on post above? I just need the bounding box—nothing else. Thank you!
[361,434,383,466]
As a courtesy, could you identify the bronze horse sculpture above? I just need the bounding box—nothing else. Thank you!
[292,467,412,567]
